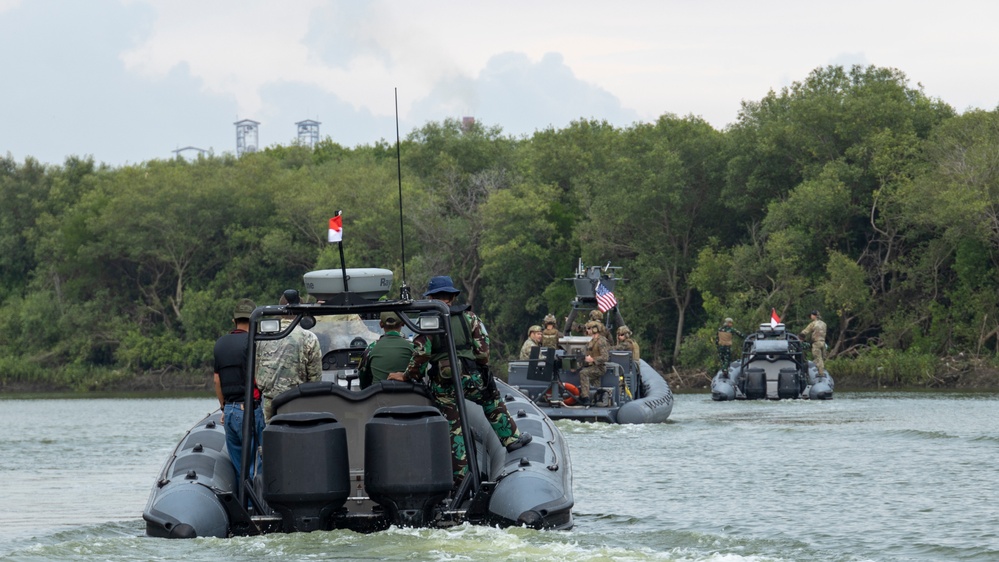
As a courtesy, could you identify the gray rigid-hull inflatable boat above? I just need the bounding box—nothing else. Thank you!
[506,261,673,424]
[710,322,834,401]
[142,269,573,538]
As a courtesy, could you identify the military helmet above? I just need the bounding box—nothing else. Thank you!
[724,317,734,324]
[528,325,542,334]
[585,320,601,331]
[543,314,557,325]
[810,310,820,317]
[617,325,632,336]
[588,309,604,321]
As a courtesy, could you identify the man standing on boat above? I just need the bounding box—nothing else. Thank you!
[716,317,745,372]
[256,290,322,422]
[213,298,265,485]
[519,325,543,360]
[800,310,828,377]
[358,311,414,389]
[541,314,561,348]
[396,275,531,487]
[578,320,610,406]
[588,309,611,340]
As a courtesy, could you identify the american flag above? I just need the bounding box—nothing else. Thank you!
[595,282,618,313]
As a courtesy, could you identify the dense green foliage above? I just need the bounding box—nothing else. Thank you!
[2,65,998,389]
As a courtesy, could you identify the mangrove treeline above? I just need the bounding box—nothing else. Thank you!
[3,64,998,391]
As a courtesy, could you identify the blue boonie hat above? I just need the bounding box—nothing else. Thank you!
[424,275,461,297]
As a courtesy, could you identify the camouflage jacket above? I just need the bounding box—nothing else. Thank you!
[585,335,610,368]
[801,319,827,342]
[612,338,640,361]
[256,322,322,398]
[519,338,539,360]
[405,308,489,382]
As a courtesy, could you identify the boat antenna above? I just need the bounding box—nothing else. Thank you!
[395,88,411,300]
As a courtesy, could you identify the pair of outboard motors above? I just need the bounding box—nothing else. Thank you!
[263,405,453,532]
[740,367,806,400]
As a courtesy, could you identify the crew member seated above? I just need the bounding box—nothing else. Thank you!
[358,311,415,389]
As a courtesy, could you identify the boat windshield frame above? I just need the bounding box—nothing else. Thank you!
[235,296,477,509]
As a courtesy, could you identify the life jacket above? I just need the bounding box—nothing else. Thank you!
[215,330,259,401]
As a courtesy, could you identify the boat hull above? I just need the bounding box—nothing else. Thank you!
[143,380,573,538]
[711,360,835,401]
[508,356,673,424]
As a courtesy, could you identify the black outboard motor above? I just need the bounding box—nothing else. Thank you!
[777,367,801,399]
[743,367,767,400]
[263,412,350,532]
[364,406,453,527]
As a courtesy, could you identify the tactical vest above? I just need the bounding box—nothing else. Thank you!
[541,329,559,348]
[429,304,477,364]
[717,329,733,346]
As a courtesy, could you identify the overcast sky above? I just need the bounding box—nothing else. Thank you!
[2,0,998,167]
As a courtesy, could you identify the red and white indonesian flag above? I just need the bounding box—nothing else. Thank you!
[770,308,782,328]
[328,215,343,243]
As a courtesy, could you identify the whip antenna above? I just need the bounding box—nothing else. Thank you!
[395,88,410,300]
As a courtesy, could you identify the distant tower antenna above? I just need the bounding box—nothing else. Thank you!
[296,119,321,147]
[234,119,260,156]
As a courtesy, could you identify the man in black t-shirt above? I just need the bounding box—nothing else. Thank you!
[213,298,265,487]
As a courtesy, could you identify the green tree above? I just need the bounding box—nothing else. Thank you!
[581,115,727,364]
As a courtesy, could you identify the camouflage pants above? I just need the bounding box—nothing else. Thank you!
[717,345,732,371]
[578,365,603,400]
[430,367,520,485]
[811,341,826,375]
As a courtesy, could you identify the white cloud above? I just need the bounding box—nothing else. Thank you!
[120,0,328,115]
[4,0,999,165]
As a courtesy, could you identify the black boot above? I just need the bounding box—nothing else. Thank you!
[576,396,591,407]
[506,433,533,452]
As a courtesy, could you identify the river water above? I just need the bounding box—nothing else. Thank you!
[0,392,996,561]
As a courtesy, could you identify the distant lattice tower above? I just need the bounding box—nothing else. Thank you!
[296,119,321,147]
[235,119,260,156]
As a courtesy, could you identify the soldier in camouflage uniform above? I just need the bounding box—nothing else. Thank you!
[401,276,531,486]
[518,325,543,360]
[612,325,640,361]
[716,317,745,372]
[256,291,323,422]
[800,310,828,376]
[578,320,610,406]
[541,314,561,349]
[588,309,611,340]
